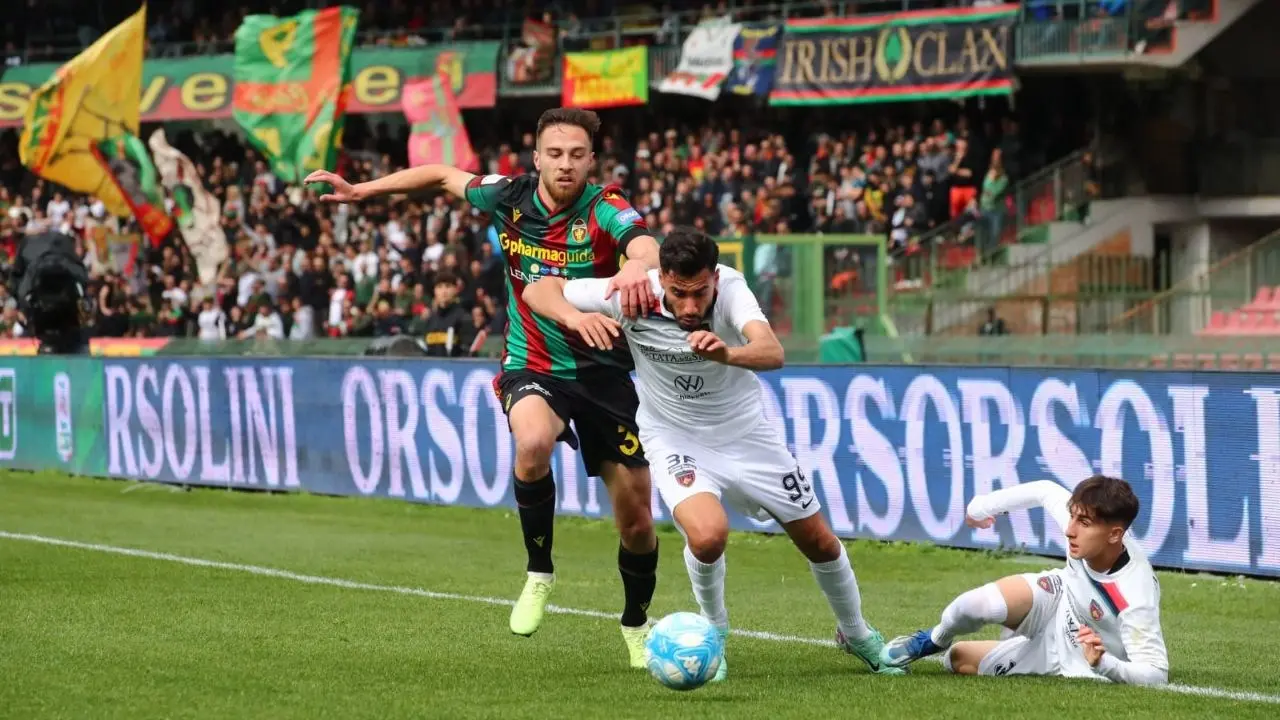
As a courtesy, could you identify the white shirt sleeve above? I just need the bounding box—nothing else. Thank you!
[562,278,621,320]
[966,480,1072,531]
[1097,603,1169,685]
[720,274,768,334]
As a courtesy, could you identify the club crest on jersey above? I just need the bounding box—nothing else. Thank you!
[676,469,696,487]
[1089,599,1105,621]
[512,208,522,223]
[571,218,589,244]
[1038,576,1056,595]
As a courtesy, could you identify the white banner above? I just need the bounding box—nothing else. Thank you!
[659,18,742,100]
[148,129,229,286]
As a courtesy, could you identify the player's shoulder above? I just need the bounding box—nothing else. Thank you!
[1112,553,1162,610]
[716,264,747,284]
[470,173,535,202]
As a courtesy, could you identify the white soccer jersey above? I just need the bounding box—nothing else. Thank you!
[967,481,1169,685]
[562,264,768,442]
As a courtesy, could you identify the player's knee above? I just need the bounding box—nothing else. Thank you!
[945,642,986,676]
[617,514,655,550]
[785,516,842,563]
[513,433,556,480]
[803,530,843,563]
[615,497,655,549]
[683,525,727,563]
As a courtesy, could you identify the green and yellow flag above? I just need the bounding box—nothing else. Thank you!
[18,4,147,220]
[232,6,359,184]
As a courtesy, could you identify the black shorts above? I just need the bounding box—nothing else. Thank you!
[494,369,646,476]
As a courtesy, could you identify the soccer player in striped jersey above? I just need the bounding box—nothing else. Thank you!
[305,108,663,669]
[880,476,1169,686]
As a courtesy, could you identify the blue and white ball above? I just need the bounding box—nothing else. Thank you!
[644,612,724,691]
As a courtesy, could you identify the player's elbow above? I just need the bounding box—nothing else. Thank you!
[759,339,785,371]
[1137,666,1169,687]
[520,280,544,307]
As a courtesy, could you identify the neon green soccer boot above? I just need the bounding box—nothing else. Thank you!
[509,572,555,637]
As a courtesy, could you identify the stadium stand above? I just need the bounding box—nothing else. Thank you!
[3,0,1074,350]
[2,0,1274,365]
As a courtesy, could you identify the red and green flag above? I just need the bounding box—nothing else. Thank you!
[232,6,359,183]
[403,75,479,172]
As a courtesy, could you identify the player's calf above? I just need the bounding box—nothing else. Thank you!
[671,494,731,680]
[505,395,566,637]
[778,514,899,674]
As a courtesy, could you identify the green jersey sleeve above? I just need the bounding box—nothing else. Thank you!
[592,189,650,255]
[463,174,512,213]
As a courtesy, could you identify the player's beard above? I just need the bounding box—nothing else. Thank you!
[542,174,585,206]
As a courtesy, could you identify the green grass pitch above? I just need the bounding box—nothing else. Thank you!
[2,471,1279,719]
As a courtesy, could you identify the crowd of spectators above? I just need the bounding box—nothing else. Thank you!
[0,90,1052,348]
[1,0,1099,347]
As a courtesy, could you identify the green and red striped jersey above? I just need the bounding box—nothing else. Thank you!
[465,173,650,379]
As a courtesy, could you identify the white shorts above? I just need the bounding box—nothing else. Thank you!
[641,423,820,525]
[974,570,1093,679]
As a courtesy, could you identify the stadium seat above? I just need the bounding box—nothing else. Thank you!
[1243,287,1273,311]
[1265,286,1280,311]
[1258,313,1280,335]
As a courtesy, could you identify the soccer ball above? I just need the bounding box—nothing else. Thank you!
[644,612,724,691]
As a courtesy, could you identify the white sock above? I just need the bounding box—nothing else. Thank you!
[930,582,1008,647]
[683,545,728,630]
[809,545,871,641]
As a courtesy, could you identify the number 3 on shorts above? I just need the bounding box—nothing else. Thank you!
[781,467,813,505]
[616,425,640,456]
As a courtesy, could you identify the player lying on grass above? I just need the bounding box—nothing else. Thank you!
[307,108,661,669]
[881,475,1169,686]
[523,227,902,680]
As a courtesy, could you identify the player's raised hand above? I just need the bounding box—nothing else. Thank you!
[566,311,621,350]
[1077,625,1105,666]
[965,514,995,529]
[688,330,728,363]
[304,170,362,203]
[606,261,655,319]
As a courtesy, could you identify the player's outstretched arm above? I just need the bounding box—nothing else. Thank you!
[965,480,1072,531]
[304,164,475,204]
[523,277,622,350]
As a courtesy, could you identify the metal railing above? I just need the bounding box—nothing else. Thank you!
[890,252,1166,336]
[863,332,1280,370]
[888,146,1097,285]
[1107,229,1280,335]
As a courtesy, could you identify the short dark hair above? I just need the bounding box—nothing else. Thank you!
[433,272,458,288]
[1069,475,1140,529]
[659,227,719,278]
[537,108,601,144]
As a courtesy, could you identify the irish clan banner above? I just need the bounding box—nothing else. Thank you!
[770,4,1018,106]
[562,46,648,109]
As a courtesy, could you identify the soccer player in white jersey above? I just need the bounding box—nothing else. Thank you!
[881,475,1169,686]
[523,228,902,680]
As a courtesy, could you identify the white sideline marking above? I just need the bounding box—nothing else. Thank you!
[1,530,1275,704]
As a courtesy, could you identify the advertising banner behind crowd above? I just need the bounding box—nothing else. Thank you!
[562,47,648,109]
[771,4,1018,106]
[0,43,501,126]
[0,357,1254,578]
